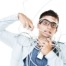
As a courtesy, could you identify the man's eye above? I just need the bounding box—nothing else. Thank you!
[51,23,57,28]
[43,21,49,25]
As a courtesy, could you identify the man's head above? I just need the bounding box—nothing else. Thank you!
[37,10,59,38]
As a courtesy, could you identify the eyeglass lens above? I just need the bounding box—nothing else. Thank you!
[39,19,58,28]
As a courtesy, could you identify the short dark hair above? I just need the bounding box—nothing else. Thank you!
[39,10,59,21]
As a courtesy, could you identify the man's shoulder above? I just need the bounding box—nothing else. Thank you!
[55,41,66,50]
[53,41,65,45]
[52,41,66,49]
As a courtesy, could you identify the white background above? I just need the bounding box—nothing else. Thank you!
[0,0,66,66]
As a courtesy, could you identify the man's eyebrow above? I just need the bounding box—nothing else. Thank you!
[39,18,58,24]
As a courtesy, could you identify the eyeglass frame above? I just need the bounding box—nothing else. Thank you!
[39,18,58,28]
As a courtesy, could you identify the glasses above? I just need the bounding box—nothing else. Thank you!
[39,19,58,28]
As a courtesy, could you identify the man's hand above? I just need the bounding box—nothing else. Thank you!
[18,13,34,31]
[38,38,53,55]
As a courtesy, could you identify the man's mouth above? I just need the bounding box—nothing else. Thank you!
[43,30,51,37]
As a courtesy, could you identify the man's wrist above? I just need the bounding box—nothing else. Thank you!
[45,50,57,60]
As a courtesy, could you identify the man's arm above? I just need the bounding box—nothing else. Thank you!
[0,14,19,48]
[37,38,63,66]
[45,51,63,66]
[0,14,18,31]
[37,50,63,66]
[0,13,34,48]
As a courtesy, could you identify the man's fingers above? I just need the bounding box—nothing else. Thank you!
[46,38,52,45]
[23,20,34,31]
[18,13,34,31]
[28,22,34,31]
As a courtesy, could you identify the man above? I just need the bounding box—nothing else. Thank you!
[0,10,65,66]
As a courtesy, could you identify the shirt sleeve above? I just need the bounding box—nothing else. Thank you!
[0,14,19,48]
[0,14,18,31]
[45,50,63,66]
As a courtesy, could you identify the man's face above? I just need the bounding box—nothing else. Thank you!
[37,16,58,38]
